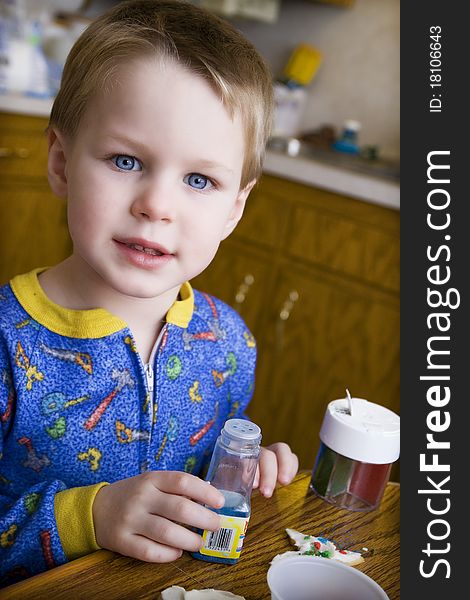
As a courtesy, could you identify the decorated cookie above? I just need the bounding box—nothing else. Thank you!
[271,528,364,567]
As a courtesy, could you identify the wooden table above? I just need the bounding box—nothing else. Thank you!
[0,472,400,599]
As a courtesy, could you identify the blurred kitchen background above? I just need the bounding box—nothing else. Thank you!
[0,0,400,478]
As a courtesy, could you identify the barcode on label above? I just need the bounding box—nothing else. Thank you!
[205,527,235,552]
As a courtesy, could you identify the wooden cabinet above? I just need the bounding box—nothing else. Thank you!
[192,174,400,477]
[0,112,72,285]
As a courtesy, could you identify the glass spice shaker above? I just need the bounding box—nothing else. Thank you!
[191,418,262,564]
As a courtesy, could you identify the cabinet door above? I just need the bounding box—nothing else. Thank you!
[0,183,72,284]
[247,264,399,471]
[191,240,274,337]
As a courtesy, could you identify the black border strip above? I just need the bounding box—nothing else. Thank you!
[401,2,465,595]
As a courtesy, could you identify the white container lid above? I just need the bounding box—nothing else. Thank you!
[319,397,400,464]
[344,119,361,131]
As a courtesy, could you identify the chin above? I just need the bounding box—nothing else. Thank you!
[114,282,167,300]
[111,274,178,300]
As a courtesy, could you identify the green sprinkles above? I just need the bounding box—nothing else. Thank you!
[301,548,332,559]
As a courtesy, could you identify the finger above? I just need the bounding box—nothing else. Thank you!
[287,452,299,483]
[139,514,205,552]
[268,442,299,485]
[253,466,260,489]
[147,471,225,509]
[125,534,184,563]
[154,493,222,532]
[257,448,278,498]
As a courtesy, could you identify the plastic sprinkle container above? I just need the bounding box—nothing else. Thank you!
[310,397,400,512]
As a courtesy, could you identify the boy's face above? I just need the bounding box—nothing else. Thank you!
[49,57,253,300]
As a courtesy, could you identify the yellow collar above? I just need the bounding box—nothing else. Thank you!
[10,268,194,339]
[166,280,194,328]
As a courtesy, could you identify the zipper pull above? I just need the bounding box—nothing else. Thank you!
[144,362,154,394]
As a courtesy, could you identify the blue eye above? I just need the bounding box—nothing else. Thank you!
[184,173,213,190]
[112,155,142,171]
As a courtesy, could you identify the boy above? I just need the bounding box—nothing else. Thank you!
[0,0,298,583]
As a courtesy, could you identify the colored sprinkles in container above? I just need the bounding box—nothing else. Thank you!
[310,392,400,512]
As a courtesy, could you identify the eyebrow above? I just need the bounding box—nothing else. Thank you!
[103,134,235,174]
[102,133,148,155]
[193,160,235,175]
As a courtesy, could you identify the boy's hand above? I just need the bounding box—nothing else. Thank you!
[92,471,224,563]
[253,443,299,498]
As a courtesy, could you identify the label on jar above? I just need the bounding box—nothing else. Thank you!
[199,514,250,559]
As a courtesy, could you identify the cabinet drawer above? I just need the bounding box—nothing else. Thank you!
[287,204,399,292]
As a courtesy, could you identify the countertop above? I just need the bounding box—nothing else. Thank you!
[1,473,400,599]
[0,92,54,118]
[0,92,400,210]
[264,145,400,210]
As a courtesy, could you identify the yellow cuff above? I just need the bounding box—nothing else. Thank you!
[54,482,109,561]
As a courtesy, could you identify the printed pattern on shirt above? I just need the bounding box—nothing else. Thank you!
[0,277,256,582]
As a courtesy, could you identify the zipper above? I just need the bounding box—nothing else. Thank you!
[143,323,168,444]
[144,362,154,395]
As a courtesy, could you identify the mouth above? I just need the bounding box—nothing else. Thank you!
[124,242,164,256]
[116,238,172,257]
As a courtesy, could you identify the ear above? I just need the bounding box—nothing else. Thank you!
[47,127,69,199]
[221,179,257,241]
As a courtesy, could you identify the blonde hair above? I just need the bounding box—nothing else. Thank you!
[49,0,273,188]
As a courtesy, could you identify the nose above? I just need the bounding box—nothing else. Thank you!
[130,177,175,222]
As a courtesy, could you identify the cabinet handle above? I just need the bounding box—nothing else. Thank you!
[0,147,31,158]
[279,290,299,320]
[275,290,299,353]
[234,273,255,308]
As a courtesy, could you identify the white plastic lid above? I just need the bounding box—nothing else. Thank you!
[319,397,400,464]
[223,418,261,441]
[344,119,361,132]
